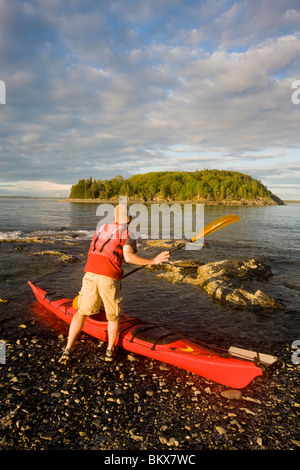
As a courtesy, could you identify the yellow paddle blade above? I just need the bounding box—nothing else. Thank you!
[72,295,79,310]
[191,215,240,242]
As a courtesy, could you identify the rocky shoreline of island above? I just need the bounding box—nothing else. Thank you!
[62,196,284,206]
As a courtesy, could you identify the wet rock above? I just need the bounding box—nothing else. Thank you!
[195,259,281,310]
[145,240,182,250]
[32,250,80,263]
[2,237,53,244]
[156,258,281,311]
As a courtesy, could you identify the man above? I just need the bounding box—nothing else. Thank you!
[59,203,169,364]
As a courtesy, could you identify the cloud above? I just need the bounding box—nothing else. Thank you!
[0,0,300,198]
[0,180,71,197]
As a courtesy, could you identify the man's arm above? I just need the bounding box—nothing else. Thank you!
[123,245,170,266]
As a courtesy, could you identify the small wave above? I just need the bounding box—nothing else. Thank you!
[30,229,94,241]
[0,230,24,240]
[0,228,94,242]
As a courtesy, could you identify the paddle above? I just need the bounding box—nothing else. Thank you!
[123,214,240,278]
[72,214,240,309]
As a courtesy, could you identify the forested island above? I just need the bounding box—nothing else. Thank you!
[69,170,284,205]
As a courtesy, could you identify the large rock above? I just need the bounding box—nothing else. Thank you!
[155,258,281,311]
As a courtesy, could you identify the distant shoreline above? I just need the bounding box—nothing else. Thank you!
[60,197,287,206]
[283,200,300,204]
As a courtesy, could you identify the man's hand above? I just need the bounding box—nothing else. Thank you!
[123,245,170,266]
[152,251,170,265]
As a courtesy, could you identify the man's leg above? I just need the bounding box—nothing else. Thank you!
[107,319,120,351]
[66,311,86,351]
[98,275,122,361]
[59,273,100,364]
[59,311,86,364]
[65,275,96,351]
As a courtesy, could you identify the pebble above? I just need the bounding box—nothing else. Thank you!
[129,428,143,441]
[159,364,171,371]
[291,440,300,448]
[240,407,257,416]
[39,431,55,441]
[127,354,138,362]
[215,426,227,436]
[220,389,242,400]
[159,435,179,447]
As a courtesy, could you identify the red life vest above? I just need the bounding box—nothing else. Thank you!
[88,223,129,267]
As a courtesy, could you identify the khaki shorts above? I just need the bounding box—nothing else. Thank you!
[78,272,123,321]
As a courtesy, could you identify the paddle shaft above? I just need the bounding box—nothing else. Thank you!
[123,214,239,279]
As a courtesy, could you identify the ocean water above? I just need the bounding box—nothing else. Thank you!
[0,197,299,354]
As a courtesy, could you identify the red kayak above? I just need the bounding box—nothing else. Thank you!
[28,281,282,389]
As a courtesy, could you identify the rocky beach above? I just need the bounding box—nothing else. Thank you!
[0,199,299,454]
[0,307,299,452]
[0,245,299,453]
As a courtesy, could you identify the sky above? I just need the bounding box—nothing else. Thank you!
[0,0,300,199]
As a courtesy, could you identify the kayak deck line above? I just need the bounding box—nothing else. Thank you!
[28,280,283,389]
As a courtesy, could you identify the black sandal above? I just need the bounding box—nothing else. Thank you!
[100,349,116,362]
[59,348,71,364]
